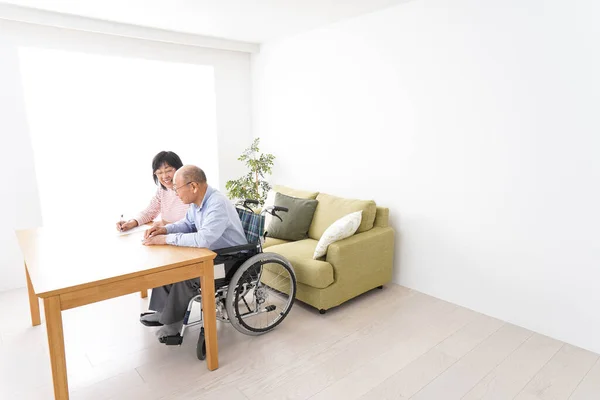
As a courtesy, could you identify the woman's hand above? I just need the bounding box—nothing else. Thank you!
[116,219,138,232]
[144,226,167,239]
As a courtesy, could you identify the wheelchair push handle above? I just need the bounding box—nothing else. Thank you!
[268,205,288,222]
[236,199,259,213]
[235,199,288,222]
[243,199,259,207]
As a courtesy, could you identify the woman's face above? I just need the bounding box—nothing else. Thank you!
[154,163,177,189]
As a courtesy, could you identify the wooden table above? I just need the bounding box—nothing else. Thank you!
[16,227,218,400]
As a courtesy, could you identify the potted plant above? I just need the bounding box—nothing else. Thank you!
[225,138,275,206]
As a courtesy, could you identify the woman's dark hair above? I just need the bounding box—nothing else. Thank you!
[152,151,184,190]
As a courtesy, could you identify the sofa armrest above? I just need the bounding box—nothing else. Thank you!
[374,207,389,227]
[325,226,394,284]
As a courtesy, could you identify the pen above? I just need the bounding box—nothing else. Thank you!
[120,214,124,231]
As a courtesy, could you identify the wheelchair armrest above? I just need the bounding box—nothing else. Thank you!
[214,243,259,256]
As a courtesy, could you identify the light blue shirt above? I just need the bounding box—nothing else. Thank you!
[165,186,248,249]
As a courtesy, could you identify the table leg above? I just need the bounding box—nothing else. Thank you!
[140,289,148,298]
[44,296,69,399]
[200,261,218,370]
[25,262,41,326]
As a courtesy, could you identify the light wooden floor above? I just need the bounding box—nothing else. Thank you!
[1,284,598,400]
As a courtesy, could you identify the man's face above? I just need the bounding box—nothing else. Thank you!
[172,172,194,204]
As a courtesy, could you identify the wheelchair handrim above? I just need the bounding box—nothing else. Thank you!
[233,259,296,333]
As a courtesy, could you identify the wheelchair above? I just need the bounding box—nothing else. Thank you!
[160,199,297,361]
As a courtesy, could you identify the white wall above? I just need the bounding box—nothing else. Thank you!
[0,38,43,292]
[252,0,600,353]
[0,20,253,291]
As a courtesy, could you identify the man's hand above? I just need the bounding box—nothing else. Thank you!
[145,226,167,239]
[152,220,166,228]
[142,234,167,246]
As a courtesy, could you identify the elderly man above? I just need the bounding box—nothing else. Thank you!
[142,165,247,339]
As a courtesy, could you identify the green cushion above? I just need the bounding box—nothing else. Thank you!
[267,192,318,241]
[308,193,377,240]
[266,239,334,289]
[272,185,319,200]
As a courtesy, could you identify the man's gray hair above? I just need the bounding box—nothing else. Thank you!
[179,165,207,184]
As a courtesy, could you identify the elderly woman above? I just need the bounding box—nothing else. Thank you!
[116,151,189,231]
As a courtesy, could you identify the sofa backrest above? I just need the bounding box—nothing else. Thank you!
[272,184,318,200]
[308,193,377,240]
[270,185,388,240]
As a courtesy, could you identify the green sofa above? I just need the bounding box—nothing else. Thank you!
[262,185,394,313]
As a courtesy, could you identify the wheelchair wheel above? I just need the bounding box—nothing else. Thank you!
[196,328,206,360]
[225,252,296,336]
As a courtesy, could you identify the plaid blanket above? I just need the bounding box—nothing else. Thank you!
[236,207,265,244]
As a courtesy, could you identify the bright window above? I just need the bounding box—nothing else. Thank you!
[18,47,218,227]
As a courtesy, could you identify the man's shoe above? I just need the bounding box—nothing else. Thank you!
[140,312,163,327]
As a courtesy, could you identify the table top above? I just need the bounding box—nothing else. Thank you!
[16,226,215,297]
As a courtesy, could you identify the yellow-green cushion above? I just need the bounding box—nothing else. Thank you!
[273,185,319,200]
[263,237,290,248]
[308,193,377,240]
[266,239,334,289]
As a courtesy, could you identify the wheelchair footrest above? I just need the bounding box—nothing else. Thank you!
[159,333,184,346]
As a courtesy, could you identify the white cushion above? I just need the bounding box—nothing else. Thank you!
[263,189,277,232]
[313,211,362,259]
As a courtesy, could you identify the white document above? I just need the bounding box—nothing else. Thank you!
[117,224,150,236]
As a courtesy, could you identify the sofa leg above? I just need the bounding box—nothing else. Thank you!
[319,309,327,315]
[377,285,383,289]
